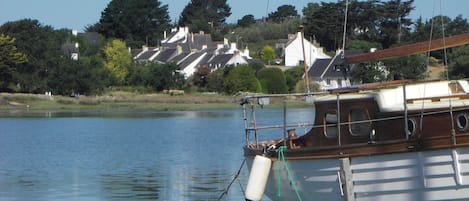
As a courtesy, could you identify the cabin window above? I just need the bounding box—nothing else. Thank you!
[407,118,417,136]
[324,112,338,138]
[349,108,371,136]
[456,113,469,131]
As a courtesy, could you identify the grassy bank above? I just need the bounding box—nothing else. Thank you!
[0,92,240,111]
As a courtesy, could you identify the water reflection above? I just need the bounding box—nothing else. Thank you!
[101,169,161,200]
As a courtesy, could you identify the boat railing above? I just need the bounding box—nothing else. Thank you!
[240,92,327,148]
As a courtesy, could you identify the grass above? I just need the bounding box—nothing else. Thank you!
[0,92,240,112]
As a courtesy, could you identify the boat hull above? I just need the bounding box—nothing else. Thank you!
[246,147,469,201]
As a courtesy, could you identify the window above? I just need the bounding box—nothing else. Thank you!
[456,113,469,131]
[324,112,338,138]
[407,118,417,136]
[349,108,371,136]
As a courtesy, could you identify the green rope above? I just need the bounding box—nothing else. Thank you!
[277,146,303,201]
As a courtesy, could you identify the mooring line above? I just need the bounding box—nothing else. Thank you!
[217,159,246,201]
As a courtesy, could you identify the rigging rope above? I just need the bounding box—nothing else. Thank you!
[217,159,246,201]
[277,146,303,201]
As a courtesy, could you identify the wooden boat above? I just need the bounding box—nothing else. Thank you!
[242,33,469,201]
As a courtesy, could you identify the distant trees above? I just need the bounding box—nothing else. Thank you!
[267,5,299,23]
[0,34,27,91]
[103,39,132,85]
[179,0,231,34]
[261,45,276,64]
[223,65,261,94]
[94,0,171,47]
[237,15,256,27]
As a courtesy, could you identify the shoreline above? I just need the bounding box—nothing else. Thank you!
[0,92,239,112]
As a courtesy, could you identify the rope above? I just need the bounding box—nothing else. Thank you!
[277,146,303,201]
[217,159,246,201]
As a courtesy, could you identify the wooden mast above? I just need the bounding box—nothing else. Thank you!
[345,33,469,64]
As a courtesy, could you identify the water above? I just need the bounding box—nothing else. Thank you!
[0,108,314,201]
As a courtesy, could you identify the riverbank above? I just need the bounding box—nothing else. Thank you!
[0,92,239,112]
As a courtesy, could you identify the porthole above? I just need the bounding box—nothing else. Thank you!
[407,118,417,136]
[456,113,469,131]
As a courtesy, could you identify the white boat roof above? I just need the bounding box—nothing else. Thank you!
[314,80,469,112]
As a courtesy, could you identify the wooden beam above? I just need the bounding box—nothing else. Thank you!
[345,33,469,64]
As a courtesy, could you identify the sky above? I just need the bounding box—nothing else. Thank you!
[0,0,467,31]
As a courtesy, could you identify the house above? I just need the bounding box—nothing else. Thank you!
[278,32,330,67]
[130,27,252,77]
[308,50,359,90]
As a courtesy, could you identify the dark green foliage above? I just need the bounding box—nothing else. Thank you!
[223,65,261,94]
[96,0,171,47]
[192,67,211,89]
[267,5,299,23]
[257,68,288,94]
[351,62,387,83]
[136,63,184,92]
[449,45,469,79]
[207,69,224,93]
[179,0,231,34]
[383,54,427,80]
[284,66,304,92]
[237,15,256,27]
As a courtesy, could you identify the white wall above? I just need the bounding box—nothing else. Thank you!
[285,32,330,67]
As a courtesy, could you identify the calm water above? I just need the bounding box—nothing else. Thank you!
[0,108,314,201]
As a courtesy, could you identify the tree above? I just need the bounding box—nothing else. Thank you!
[237,15,256,27]
[96,0,171,47]
[179,0,231,34]
[103,39,132,85]
[223,65,261,94]
[147,63,184,91]
[383,54,426,80]
[284,66,304,92]
[192,66,211,89]
[449,45,469,78]
[378,0,414,47]
[268,5,299,23]
[0,19,67,93]
[207,68,225,93]
[257,68,287,94]
[0,34,27,91]
[261,45,276,64]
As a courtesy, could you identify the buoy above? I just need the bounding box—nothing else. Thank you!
[245,155,272,201]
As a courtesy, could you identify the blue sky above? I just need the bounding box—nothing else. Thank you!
[0,0,467,31]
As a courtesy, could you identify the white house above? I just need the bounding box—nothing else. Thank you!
[283,32,330,67]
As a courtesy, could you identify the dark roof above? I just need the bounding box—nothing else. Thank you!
[169,52,190,63]
[189,34,213,50]
[61,43,79,54]
[136,50,157,60]
[78,32,102,46]
[179,52,206,69]
[155,48,177,63]
[208,54,234,67]
[308,50,362,79]
[131,49,142,58]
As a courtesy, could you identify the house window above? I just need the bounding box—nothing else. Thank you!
[349,108,371,136]
[326,79,331,85]
[324,112,338,138]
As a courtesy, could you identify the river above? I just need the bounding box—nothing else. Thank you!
[0,108,314,201]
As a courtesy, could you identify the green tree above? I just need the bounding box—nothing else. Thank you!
[351,62,387,83]
[179,0,231,34]
[378,0,414,47]
[0,34,27,91]
[192,66,211,89]
[223,65,261,94]
[103,39,132,85]
[257,68,287,94]
[383,54,426,80]
[268,5,299,23]
[147,63,184,91]
[96,0,171,47]
[237,15,256,27]
[449,45,469,78]
[284,66,304,92]
[261,45,276,64]
[0,19,67,93]
[207,68,225,93]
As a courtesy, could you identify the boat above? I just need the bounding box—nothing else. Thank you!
[240,19,469,201]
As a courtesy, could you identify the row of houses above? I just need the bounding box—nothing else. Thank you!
[65,27,359,90]
[131,27,252,78]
